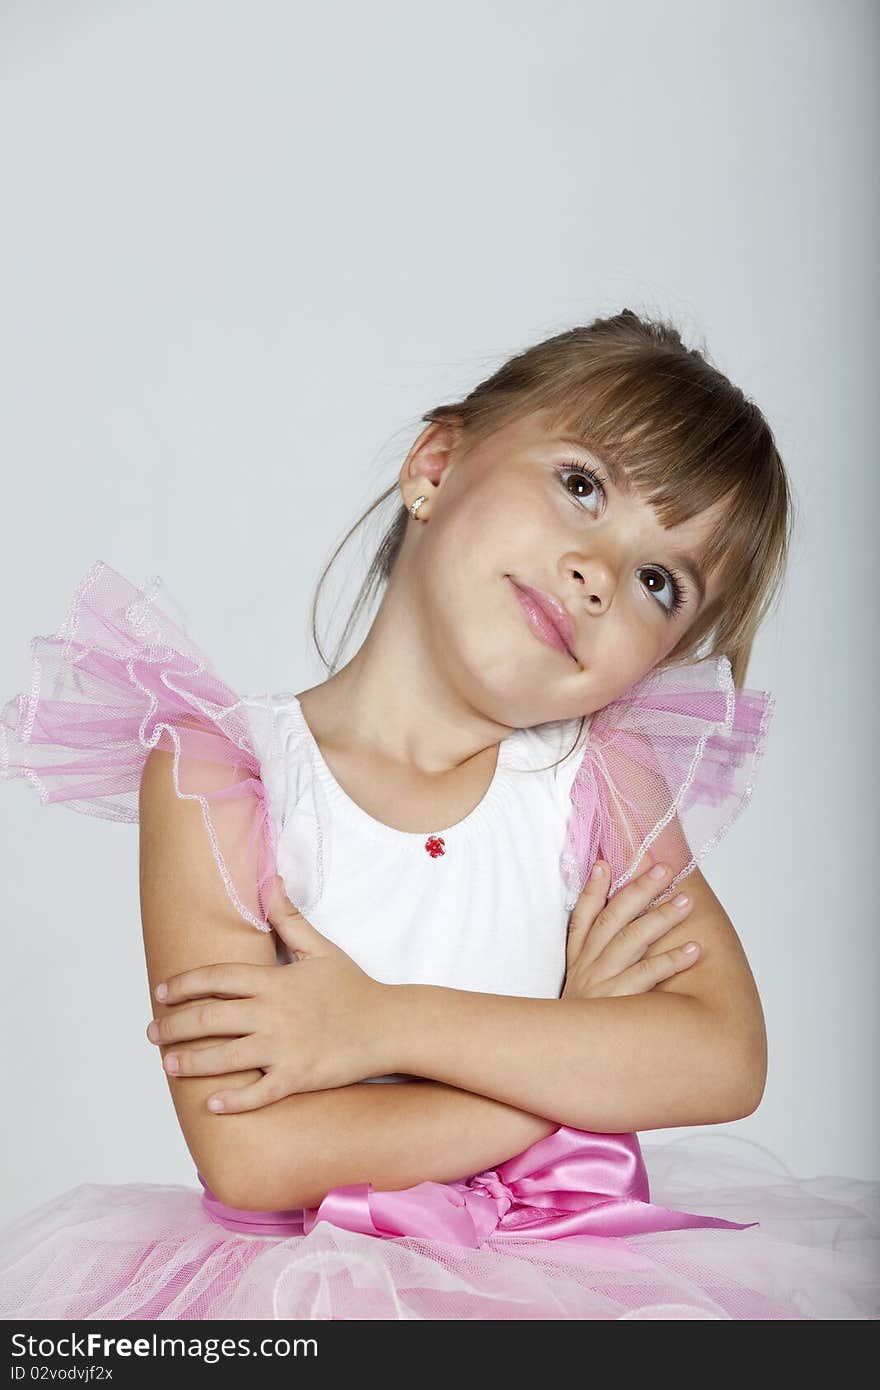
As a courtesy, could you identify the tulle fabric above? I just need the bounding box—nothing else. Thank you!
[3,561,877,1320]
[560,655,775,912]
[0,560,278,931]
[1,1137,877,1319]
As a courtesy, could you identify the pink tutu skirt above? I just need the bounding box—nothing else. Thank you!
[1,1135,877,1320]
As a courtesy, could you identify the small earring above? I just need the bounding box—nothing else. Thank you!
[410,494,428,521]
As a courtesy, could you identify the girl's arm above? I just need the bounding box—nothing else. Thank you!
[377,864,768,1133]
[140,748,762,1211]
[139,748,555,1211]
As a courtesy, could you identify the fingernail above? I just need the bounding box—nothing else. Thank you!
[682,941,699,955]
[591,863,605,878]
[154,983,168,1001]
[208,1097,224,1112]
[164,1054,180,1073]
[146,1021,159,1042]
[649,863,669,880]
[674,893,690,907]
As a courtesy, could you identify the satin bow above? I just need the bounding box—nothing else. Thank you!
[199,1125,757,1247]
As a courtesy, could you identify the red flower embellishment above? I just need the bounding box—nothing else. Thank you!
[424,835,446,858]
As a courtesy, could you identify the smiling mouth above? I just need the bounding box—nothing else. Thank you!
[508,578,578,663]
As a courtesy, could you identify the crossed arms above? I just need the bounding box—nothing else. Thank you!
[138,749,766,1212]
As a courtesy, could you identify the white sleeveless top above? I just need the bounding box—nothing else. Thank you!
[243,693,589,1082]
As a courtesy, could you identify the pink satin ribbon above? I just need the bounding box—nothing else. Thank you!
[198,1124,757,1246]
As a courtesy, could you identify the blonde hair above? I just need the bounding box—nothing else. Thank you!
[310,308,793,693]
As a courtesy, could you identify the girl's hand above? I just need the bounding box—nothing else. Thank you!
[561,860,700,1001]
[145,877,390,1112]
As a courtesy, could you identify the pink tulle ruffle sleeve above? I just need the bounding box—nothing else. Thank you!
[560,656,776,913]
[1,560,775,935]
[0,560,278,932]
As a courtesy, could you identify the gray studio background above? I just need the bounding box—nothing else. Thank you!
[1,0,877,1227]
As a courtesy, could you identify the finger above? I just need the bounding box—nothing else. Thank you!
[575,862,679,966]
[147,999,259,1046]
[154,963,265,1006]
[265,875,306,926]
[204,1073,290,1115]
[566,861,611,965]
[159,1036,265,1079]
[603,941,701,996]
[590,891,694,976]
[265,882,327,956]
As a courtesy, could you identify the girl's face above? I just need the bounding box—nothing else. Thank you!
[397,407,728,730]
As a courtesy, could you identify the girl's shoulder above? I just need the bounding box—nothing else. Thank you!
[237,690,330,918]
[238,690,313,798]
[556,659,777,911]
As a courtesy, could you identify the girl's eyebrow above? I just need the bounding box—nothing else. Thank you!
[554,434,707,608]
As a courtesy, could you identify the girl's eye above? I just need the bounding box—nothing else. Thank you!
[558,459,605,515]
[557,460,687,620]
[637,566,687,619]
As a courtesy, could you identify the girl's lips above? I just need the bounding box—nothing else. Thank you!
[508,578,577,661]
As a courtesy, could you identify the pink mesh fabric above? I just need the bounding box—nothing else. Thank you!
[0,559,278,931]
[560,655,775,913]
[1,1135,878,1319]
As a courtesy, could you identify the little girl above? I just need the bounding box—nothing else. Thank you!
[1,310,877,1320]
